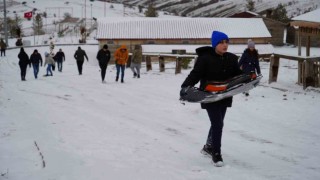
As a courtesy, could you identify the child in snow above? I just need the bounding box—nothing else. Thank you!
[180,31,243,167]
[238,39,261,96]
[44,52,55,76]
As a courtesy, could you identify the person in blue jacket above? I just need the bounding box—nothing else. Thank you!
[238,39,261,96]
[180,31,243,167]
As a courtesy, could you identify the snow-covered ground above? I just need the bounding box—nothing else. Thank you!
[0,44,320,180]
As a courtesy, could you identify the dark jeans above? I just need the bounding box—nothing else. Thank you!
[19,64,28,80]
[116,64,125,80]
[32,64,39,78]
[46,64,53,76]
[77,61,84,74]
[205,104,227,154]
[99,62,108,81]
[0,49,5,56]
[57,61,63,72]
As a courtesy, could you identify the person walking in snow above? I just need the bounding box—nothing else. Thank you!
[180,31,243,167]
[53,48,65,72]
[44,52,55,76]
[30,49,43,79]
[130,45,142,78]
[114,45,129,83]
[74,46,89,75]
[238,39,261,96]
[18,47,31,81]
[0,38,7,56]
[96,44,111,83]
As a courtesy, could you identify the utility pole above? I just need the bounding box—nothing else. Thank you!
[90,3,92,27]
[104,0,106,17]
[3,0,8,46]
[84,0,86,28]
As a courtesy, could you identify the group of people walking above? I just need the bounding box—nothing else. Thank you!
[16,44,143,83]
[17,47,65,81]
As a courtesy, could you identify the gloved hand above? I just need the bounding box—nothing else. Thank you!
[180,86,190,97]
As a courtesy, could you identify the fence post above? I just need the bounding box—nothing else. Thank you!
[303,60,315,89]
[146,56,152,71]
[172,49,186,74]
[268,54,279,83]
[175,57,182,74]
[159,56,165,72]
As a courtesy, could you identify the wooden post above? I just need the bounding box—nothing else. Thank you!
[146,56,152,71]
[172,49,186,74]
[306,36,310,57]
[298,61,303,85]
[175,57,182,74]
[298,28,301,56]
[268,54,280,83]
[159,56,165,72]
[303,60,315,89]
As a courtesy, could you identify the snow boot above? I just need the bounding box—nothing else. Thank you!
[121,79,124,83]
[200,144,213,157]
[212,153,224,167]
[116,77,119,82]
[137,74,140,78]
[133,72,137,78]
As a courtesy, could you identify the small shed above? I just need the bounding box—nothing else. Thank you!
[269,9,320,88]
[230,11,287,46]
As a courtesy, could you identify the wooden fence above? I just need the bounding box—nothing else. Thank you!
[269,53,320,89]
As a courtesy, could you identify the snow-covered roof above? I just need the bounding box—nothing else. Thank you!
[292,8,320,23]
[142,44,274,55]
[96,18,271,40]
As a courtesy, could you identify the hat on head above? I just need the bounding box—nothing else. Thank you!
[211,31,229,48]
[248,40,255,48]
[103,44,108,49]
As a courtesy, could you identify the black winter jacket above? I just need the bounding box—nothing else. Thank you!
[74,49,88,61]
[54,51,65,62]
[96,49,111,64]
[238,48,261,74]
[30,53,43,66]
[18,51,30,67]
[181,46,243,108]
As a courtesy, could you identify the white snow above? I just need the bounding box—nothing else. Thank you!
[1,44,320,180]
[1,0,320,180]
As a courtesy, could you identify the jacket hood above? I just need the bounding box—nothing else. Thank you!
[195,46,214,56]
[120,45,127,50]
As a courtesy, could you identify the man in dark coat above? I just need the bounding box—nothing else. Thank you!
[180,31,243,167]
[74,46,88,75]
[54,48,66,72]
[18,47,31,81]
[30,49,43,79]
[0,38,7,56]
[96,44,111,83]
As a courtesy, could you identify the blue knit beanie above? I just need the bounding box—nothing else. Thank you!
[211,31,229,48]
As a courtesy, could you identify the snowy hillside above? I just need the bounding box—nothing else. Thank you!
[119,0,320,18]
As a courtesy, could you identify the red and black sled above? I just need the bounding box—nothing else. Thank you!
[180,74,262,103]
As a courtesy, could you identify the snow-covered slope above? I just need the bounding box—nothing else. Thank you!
[0,44,320,180]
